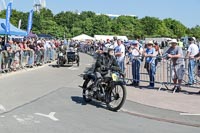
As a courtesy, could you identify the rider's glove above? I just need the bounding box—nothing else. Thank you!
[101,66,108,71]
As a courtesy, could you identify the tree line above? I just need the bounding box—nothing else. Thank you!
[0,8,199,40]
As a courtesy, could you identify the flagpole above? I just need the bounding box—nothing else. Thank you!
[5,1,12,45]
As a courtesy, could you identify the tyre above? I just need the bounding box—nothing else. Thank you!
[106,84,127,111]
[82,79,93,102]
[76,56,80,67]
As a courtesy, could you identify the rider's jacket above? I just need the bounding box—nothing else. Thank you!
[94,53,121,75]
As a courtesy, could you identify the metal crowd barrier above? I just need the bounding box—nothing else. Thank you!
[125,56,200,93]
[81,44,96,55]
[0,47,57,73]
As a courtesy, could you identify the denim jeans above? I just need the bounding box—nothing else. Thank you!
[44,49,50,63]
[146,63,156,87]
[28,50,34,66]
[36,50,43,64]
[50,49,55,60]
[117,57,125,73]
[188,59,196,84]
[132,59,141,84]
[0,53,2,71]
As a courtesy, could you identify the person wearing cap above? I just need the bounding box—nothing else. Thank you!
[129,40,143,86]
[115,39,125,73]
[143,41,156,89]
[165,39,185,92]
[185,37,199,85]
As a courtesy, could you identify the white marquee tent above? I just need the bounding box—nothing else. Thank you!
[72,34,94,41]
[94,35,128,41]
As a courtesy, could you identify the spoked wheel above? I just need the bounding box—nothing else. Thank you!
[106,84,126,111]
[76,56,80,67]
[82,79,93,103]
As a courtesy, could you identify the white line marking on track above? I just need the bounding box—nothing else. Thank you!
[13,115,38,124]
[68,67,79,70]
[13,115,26,124]
[0,104,6,112]
[34,120,41,124]
[180,113,200,116]
[35,112,59,121]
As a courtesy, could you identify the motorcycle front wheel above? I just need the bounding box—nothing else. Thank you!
[106,84,126,111]
[82,79,93,102]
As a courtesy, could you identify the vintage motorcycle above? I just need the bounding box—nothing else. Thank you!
[81,69,126,111]
[57,51,67,67]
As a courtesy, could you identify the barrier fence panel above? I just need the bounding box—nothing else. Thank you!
[0,47,58,74]
[0,52,2,72]
[170,58,200,93]
[125,55,200,94]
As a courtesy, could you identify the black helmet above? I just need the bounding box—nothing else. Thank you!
[113,36,117,41]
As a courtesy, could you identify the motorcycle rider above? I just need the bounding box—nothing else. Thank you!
[57,41,67,55]
[93,45,123,87]
[57,41,68,65]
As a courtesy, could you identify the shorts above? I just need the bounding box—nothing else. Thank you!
[14,56,20,62]
[171,64,185,80]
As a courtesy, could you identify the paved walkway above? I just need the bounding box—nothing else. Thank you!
[126,84,200,114]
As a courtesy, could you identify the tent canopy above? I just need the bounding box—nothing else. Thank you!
[37,34,54,39]
[0,18,27,36]
[72,34,94,41]
[27,32,38,38]
[94,35,128,41]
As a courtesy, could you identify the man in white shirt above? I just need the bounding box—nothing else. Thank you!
[113,36,118,49]
[115,39,125,72]
[105,39,111,48]
[185,37,199,85]
[44,40,51,63]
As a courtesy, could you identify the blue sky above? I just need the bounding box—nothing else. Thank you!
[4,0,200,28]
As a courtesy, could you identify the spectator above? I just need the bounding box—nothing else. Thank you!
[115,39,125,73]
[129,40,143,86]
[27,41,35,67]
[143,41,156,89]
[113,36,118,49]
[154,42,162,67]
[185,37,199,85]
[35,42,44,65]
[11,41,21,71]
[105,39,111,47]
[177,39,184,49]
[6,41,13,69]
[165,39,185,92]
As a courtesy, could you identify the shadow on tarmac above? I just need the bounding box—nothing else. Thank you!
[71,96,107,110]
[49,64,74,68]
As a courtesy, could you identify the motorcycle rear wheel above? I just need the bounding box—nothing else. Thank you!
[106,84,126,111]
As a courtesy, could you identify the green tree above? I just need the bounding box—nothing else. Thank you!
[189,25,200,39]
[140,16,170,37]
[0,8,199,40]
[92,15,112,35]
[163,18,187,38]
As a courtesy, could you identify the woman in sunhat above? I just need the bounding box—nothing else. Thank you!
[143,41,157,89]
